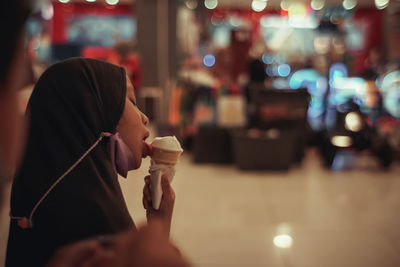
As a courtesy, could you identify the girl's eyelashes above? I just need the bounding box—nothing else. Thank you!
[129,98,137,106]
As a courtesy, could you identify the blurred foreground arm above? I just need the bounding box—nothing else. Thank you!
[46,239,115,267]
[47,221,190,267]
[114,220,190,267]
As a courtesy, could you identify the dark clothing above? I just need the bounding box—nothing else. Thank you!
[248,59,266,83]
[0,0,31,85]
[6,58,134,267]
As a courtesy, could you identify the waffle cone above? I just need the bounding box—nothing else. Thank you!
[152,147,182,165]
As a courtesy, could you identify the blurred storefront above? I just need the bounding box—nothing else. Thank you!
[27,0,139,84]
[23,0,400,170]
[173,0,400,170]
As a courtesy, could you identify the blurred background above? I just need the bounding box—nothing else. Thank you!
[2,0,400,266]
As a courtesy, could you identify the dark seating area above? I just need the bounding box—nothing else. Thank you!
[193,89,310,170]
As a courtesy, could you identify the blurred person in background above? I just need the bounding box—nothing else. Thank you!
[363,47,385,80]
[244,57,266,127]
[0,2,189,267]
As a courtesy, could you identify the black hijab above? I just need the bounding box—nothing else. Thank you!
[6,58,134,267]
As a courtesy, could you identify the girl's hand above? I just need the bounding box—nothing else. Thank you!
[143,175,175,236]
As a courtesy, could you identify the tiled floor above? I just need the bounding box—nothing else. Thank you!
[1,149,400,267]
[120,149,400,267]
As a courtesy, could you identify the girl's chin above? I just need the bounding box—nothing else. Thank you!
[133,157,142,170]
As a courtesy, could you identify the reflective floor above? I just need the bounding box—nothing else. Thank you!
[1,149,400,267]
[121,149,400,267]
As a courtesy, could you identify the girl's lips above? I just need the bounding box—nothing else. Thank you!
[142,142,153,158]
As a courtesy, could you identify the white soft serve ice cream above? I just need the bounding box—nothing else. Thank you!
[151,136,183,152]
[150,136,183,164]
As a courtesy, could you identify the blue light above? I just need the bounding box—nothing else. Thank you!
[380,70,400,93]
[332,152,353,171]
[289,69,321,91]
[329,63,348,88]
[203,54,215,67]
[330,77,367,106]
[278,64,291,77]
[262,53,274,64]
[290,69,327,132]
[272,66,279,76]
[384,85,400,118]
[266,66,274,77]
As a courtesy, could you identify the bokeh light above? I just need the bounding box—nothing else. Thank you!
[262,53,274,64]
[380,71,400,93]
[375,0,390,9]
[229,15,242,27]
[105,0,119,5]
[203,54,216,67]
[342,0,357,10]
[266,66,273,77]
[290,69,321,91]
[384,85,400,118]
[252,0,267,12]
[273,235,293,248]
[288,2,307,18]
[185,0,198,9]
[331,136,352,147]
[280,0,290,11]
[266,66,277,77]
[329,63,349,87]
[41,3,54,20]
[204,0,218,9]
[58,0,70,3]
[311,0,325,10]
[278,64,291,77]
[345,112,363,132]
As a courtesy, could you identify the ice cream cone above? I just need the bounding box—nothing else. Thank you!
[149,136,183,210]
[150,169,163,210]
[152,147,183,165]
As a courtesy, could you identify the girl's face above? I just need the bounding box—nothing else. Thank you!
[116,76,150,169]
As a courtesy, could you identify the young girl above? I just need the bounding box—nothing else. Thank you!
[6,58,176,266]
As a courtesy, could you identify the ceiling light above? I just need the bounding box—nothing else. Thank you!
[375,0,389,9]
[280,0,290,11]
[185,0,198,9]
[252,0,267,12]
[105,0,119,5]
[311,0,325,10]
[204,0,218,9]
[342,0,357,10]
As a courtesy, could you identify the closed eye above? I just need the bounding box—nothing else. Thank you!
[129,98,137,106]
